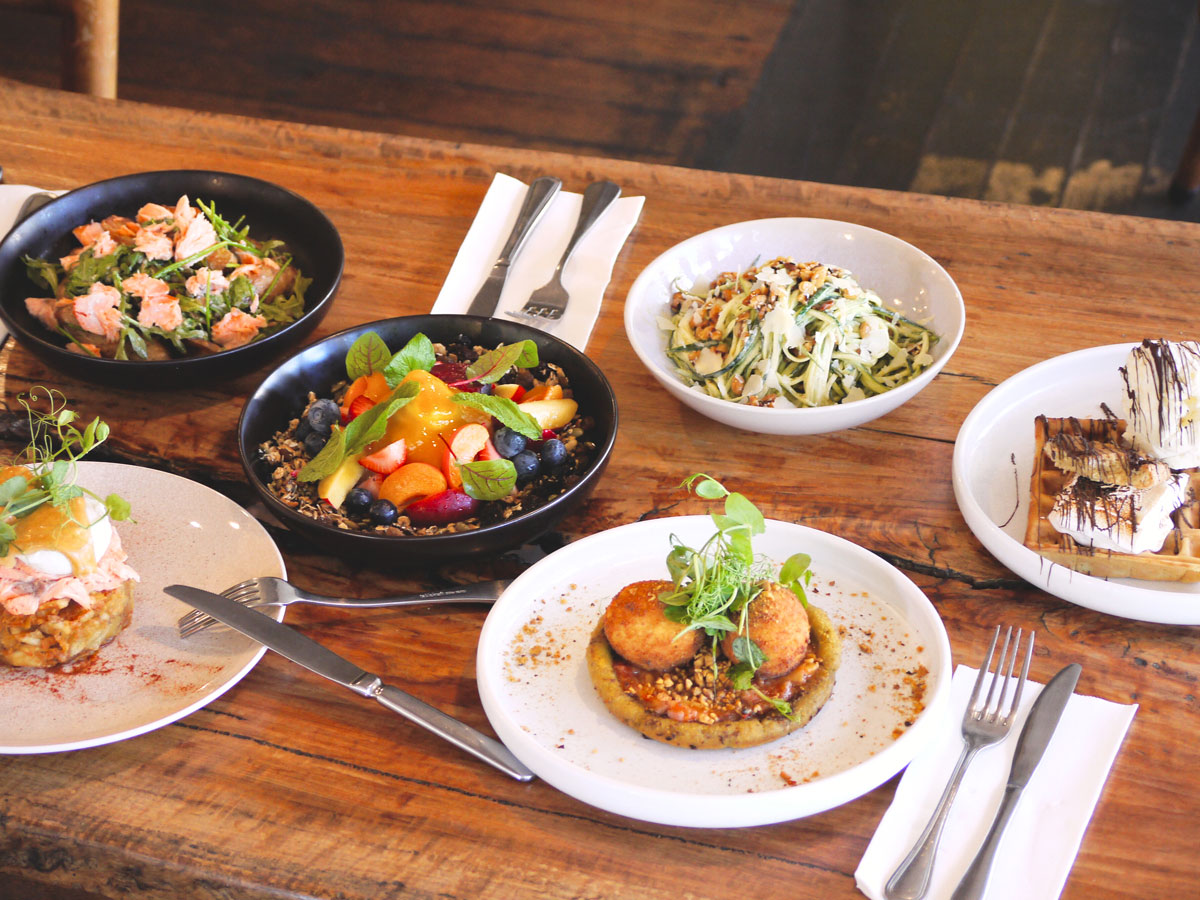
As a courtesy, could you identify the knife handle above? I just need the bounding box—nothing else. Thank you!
[372,682,535,782]
[949,783,1023,900]
[496,175,562,266]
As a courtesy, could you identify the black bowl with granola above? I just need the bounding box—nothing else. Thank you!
[238,315,618,560]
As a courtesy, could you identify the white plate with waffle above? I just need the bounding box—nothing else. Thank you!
[953,343,1200,625]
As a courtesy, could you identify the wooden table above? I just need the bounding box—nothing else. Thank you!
[0,79,1196,900]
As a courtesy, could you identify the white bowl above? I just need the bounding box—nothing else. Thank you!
[623,217,966,434]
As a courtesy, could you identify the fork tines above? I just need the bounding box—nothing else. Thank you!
[969,625,1034,723]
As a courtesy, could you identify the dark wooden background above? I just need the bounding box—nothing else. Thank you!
[2,0,1199,221]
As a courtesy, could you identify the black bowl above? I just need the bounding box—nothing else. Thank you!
[238,315,618,561]
[0,170,343,387]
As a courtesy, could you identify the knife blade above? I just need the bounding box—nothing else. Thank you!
[950,663,1082,900]
[466,175,561,316]
[165,584,534,782]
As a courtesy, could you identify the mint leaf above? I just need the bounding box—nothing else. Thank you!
[342,380,421,457]
[464,340,538,385]
[730,635,765,667]
[383,333,436,387]
[105,493,131,521]
[450,393,541,440]
[346,332,391,380]
[729,662,755,690]
[460,459,516,501]
[297,427,347,482]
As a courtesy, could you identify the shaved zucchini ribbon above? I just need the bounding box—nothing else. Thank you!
[662,259,939,408]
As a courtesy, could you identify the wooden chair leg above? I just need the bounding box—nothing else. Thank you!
[61,0,118,99]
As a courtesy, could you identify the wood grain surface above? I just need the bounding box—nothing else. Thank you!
[0,80,1197,900]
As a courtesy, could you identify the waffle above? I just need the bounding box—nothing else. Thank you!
[1024,416,1200,582]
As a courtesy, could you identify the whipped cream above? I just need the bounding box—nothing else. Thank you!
[1049,472,1188,554]
[1120,340,1200,469]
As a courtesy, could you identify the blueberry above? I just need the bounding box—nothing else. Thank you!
[306,398,340,434]
[369,499,399,526]
[493,426,527,459]
[511,449,540,482]
[295,419,313,441]
[478,383,494,395]
[343,488,372,517]
[539,438,568,471]
[303,431,329,457]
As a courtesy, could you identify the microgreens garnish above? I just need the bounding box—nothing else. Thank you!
[660,474,813,720]
[0,389,130,556]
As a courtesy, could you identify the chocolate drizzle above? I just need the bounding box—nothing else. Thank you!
[1120,339,1200,468]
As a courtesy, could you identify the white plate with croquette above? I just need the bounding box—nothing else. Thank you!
[476,515,952,827]
[0,462,285,753]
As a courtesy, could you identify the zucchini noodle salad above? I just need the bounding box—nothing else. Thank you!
[662,256,939,408]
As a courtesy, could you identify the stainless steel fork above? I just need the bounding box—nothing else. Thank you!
[884,625,1034,900]
[515,180,621,320]
[177,576,510,638]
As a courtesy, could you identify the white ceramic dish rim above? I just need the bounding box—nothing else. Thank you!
[623,216,966,428]
[952,342,1200,626]
[0,462,287,753]
[476,515,953,827]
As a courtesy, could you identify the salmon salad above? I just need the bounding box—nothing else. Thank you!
[22,195,311,360]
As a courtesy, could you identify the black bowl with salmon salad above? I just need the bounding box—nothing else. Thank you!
[0,170,343,387]
[238,315,619,561]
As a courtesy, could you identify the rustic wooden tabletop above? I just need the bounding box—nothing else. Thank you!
[0,79,1196,900]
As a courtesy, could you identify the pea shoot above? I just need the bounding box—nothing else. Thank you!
[0,389,131,557]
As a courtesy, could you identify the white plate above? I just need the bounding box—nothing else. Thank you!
[623,217,966,435]
[476,516,952,827]
[953,343,1200,625]
[0,462,286,753]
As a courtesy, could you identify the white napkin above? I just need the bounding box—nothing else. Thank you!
[0,184,67,345]
[432,173,644,350]
[856,665,1136,900]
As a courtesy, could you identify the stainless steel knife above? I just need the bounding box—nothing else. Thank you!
[165,584,535,782]
[466,175,562,316]
[950,663,1082,900]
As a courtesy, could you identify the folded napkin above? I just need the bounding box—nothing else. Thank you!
[432,173,644,350]
[0,184,67,345]
[856,665,1136,900]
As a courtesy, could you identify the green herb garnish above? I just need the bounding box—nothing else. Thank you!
[0,389,130,557]
[661,474,814,719]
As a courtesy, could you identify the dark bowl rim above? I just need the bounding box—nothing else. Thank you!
[237,314,619,548]
[0,169,344,371]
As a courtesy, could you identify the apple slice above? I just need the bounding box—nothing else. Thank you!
[442,423,491,489]
[493,383,526,402]
[317,456,365,509]
[516,398,578,431]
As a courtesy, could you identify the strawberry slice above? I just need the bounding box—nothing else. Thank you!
[343,394,375,423]
[359,438,408,475]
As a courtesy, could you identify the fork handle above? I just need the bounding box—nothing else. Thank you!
[885,743,981,900]
[293,580,511,608]
[552,180,620,273]
[949,783,1023,900]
